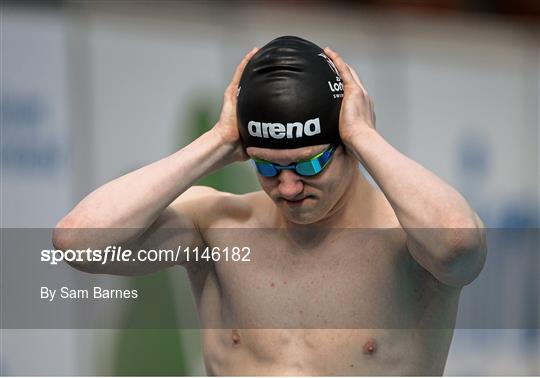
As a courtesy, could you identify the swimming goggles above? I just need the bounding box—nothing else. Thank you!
[251,145,337,177]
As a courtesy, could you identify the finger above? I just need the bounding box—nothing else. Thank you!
[346,63,367,94]
[231,47,259,87]
[323,47,356,87]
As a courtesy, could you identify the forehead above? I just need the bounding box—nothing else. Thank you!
[246,144,329,163]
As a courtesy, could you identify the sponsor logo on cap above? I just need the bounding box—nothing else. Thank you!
[328,81,344,92]
[247,118,321,139]
[317,53,343,98]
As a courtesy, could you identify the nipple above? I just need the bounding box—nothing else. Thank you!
[231,329,241,345]
[363,338,377,355]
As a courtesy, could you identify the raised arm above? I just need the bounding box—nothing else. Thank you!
[52,47,259,275]
[324,47,486,287]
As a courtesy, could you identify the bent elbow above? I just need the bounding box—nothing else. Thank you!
[52,220,69,251]
[437,228,487,287]
[52,215,78,251]
[52,217,97,272]
[444,213,485,254]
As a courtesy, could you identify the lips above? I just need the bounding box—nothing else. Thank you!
[282,196,311,205]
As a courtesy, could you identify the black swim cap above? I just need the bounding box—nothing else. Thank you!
[237,36,343,149]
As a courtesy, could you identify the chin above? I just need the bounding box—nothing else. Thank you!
[281,206,327,225]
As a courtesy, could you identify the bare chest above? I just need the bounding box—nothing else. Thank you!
[197,228,437,329]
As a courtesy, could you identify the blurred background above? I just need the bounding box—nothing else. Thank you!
[1,0,539,375]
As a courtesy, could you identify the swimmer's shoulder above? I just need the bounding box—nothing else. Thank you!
[171,186,272,228]
[361,185,402,229]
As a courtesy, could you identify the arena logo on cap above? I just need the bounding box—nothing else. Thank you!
[247,118,321,139]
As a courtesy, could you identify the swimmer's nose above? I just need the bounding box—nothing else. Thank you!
[277,170,304,200]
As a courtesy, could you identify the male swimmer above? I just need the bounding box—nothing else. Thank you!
[54,36,487,375]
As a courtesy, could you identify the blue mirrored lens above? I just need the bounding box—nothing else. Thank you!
[255,162,278,177]
[252,145,336,177]
[296,160,321,176]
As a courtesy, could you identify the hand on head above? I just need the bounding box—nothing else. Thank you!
[323,47,376,146]
[212,40,373,165]
[213,47,259,161]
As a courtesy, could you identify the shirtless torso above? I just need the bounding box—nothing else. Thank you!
[177,187,460,376]
[56,46,484,376]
